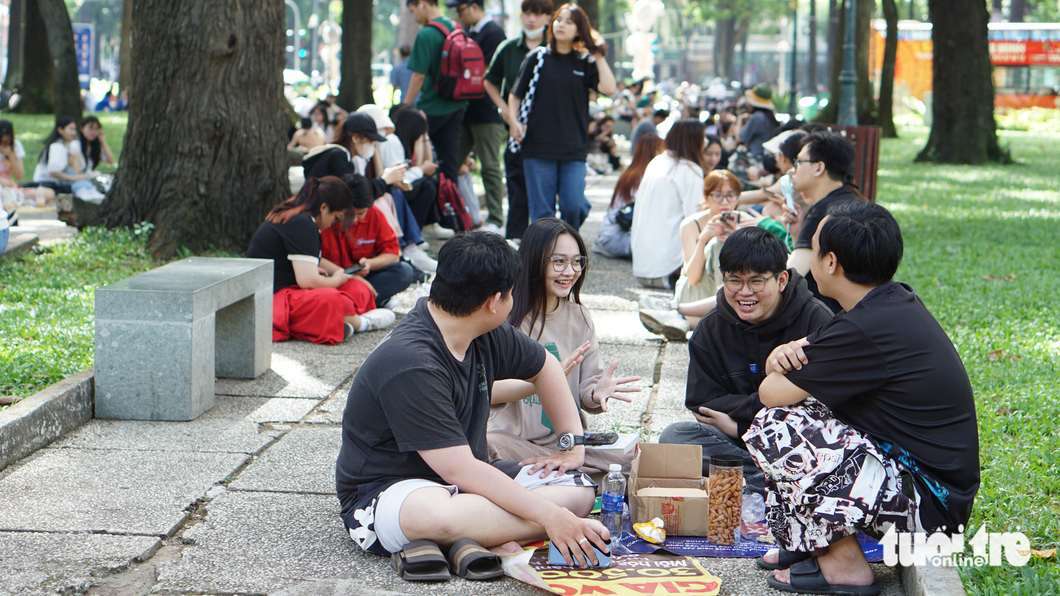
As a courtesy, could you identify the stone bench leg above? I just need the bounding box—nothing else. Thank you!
[95,316,216,421]
[215,288,271,379]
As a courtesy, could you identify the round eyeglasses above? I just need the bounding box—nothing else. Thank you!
[550,255,587,272]
[723,273,777,293]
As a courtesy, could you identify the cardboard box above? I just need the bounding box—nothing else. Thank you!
[628,443,710,537]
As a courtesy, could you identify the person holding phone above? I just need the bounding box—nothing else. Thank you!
[639,170,793,340]
[487,218,641,473]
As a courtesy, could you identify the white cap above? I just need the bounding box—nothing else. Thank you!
[609,464,622,472]
[355,103,395,132]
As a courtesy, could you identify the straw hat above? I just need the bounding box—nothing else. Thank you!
[745,84,775,111]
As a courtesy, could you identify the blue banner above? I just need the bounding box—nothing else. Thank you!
[73,24,94,89]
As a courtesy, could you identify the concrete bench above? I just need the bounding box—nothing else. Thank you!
[94,257,273,421]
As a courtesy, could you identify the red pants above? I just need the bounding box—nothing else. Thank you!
[272,279,375,345]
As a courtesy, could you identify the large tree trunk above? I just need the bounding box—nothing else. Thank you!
[5,0,24,88]
[878,0,898,137]
[119,0,133,93]
[813,0,875,124]
[338,0,372,112]
[1009,0,1027,22]
[14,0,54,113]
[916,0,1005,164]
[37,0,83,122]
[94,0,290,258]
[580,0,599,29]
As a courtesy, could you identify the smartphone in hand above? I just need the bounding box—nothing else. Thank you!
[344,264,363,275]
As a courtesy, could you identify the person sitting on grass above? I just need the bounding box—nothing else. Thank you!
[320,173,415,311]
[336,232,610,582]
[246,176,395,345]
[657,227,832,492]
[638,169,793,340]
[746,201,979,595]
[29,116,104,201]
[489,218,641,473]
[0,119,54,216]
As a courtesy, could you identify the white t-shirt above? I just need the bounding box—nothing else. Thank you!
[0,139,26,181]
[630,152,706,279]
[33,139,81,183]
[378,134,406,168]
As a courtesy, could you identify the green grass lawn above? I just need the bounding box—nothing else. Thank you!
[0,113,1057,593]
[3,112,127,179]
[877,126,1060,593]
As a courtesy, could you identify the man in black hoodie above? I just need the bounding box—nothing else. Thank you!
[659,227,833,491]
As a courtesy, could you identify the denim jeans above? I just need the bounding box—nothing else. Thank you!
[364,261,415,308]
[63,167,96,194]
[522,158,590,231]
[0,227,9,255]
[389,189,424,248]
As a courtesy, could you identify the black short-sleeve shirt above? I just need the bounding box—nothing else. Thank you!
[794,186,860,312]
[335,298,547,511]
[246,212,320,293]
[783,281,980,533]
[512,49,601,161]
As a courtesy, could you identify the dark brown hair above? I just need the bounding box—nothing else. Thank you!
[610,133,663,209]
[702,169,742,206]
[267,176,353,225]
[547,4,602,55]
[664,119,706,172]
[522,0,553,15]
[508,218,589,340]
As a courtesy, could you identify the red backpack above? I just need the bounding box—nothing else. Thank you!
[436,173,474,232]
[426,21,486,101]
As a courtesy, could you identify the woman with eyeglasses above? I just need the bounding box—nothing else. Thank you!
[487,218,641,473]
[639,170,793,340]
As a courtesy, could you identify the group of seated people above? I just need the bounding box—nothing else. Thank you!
[327,193,979,594]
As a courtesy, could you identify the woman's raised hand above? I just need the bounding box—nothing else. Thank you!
[590,359,641,412]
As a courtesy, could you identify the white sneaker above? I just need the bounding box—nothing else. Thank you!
[404,246,437,272]
[422,223,455,239]
[359,308,396,332]
[639,295,676,311]
[480,222,503,235]
[343,323,355,341]
[506,238,521,250]
[75,186,106,202]
[383,296,400,310]
[639,309,691,341]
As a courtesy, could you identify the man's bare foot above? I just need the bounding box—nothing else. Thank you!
[761,546,825,566]
[488,541,524,555]
[771,536,874,587]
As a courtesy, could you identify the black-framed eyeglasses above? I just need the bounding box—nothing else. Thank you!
[708,192,738,203]
[723,273,777,293]
[550,255,587,272]
[453,4,469,13]
[793,158,820,170]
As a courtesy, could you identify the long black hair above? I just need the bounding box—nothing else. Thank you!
[79,116,103,170]
[0,120,14,147]
[39,116,75,165]
[508,218,589,340]
[394,108,428,160]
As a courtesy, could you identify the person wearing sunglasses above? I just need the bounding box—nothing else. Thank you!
[658,226,833,487]
[489,218,642,473]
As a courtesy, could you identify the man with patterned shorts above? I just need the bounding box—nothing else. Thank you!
[745,201,980,595]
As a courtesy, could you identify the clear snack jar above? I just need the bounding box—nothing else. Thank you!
[707,455,743,545]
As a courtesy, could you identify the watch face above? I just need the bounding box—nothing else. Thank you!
[558,433,573,450]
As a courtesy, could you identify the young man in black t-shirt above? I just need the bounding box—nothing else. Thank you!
[787,132,864,314]
[748,201,979,595]
[336,232,609,577]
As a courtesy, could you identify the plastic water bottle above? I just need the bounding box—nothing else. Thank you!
[601,464,626,538]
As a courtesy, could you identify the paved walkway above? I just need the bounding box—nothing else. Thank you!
[0,177,905,596]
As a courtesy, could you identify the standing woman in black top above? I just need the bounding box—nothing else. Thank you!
[507,4,616,232]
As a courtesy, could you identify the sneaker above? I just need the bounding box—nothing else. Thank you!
[405,246,437,272]
[422,223,455,239]
[360,308,397,332]
[480,222,503,236]
[343,323,355,341]
[639,309,691,341]
[638,295,676,311]
[74,186,106,202]
[383,296,400,310]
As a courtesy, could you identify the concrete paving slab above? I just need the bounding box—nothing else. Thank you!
[0,531,161,596]
[646,342,693,440]
[50,396,280,454]
[0,449,247,535]
[228,427,340,494]
[590,310,666,347]
[585,344,660,433]
[215,351,358,398]
[303,380,352,426]
[247,397,323,424]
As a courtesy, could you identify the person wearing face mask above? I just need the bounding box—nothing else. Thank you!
[484,0,553,242]
[507,4,617,233]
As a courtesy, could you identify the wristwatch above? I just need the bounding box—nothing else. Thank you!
[557,433,585,451]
